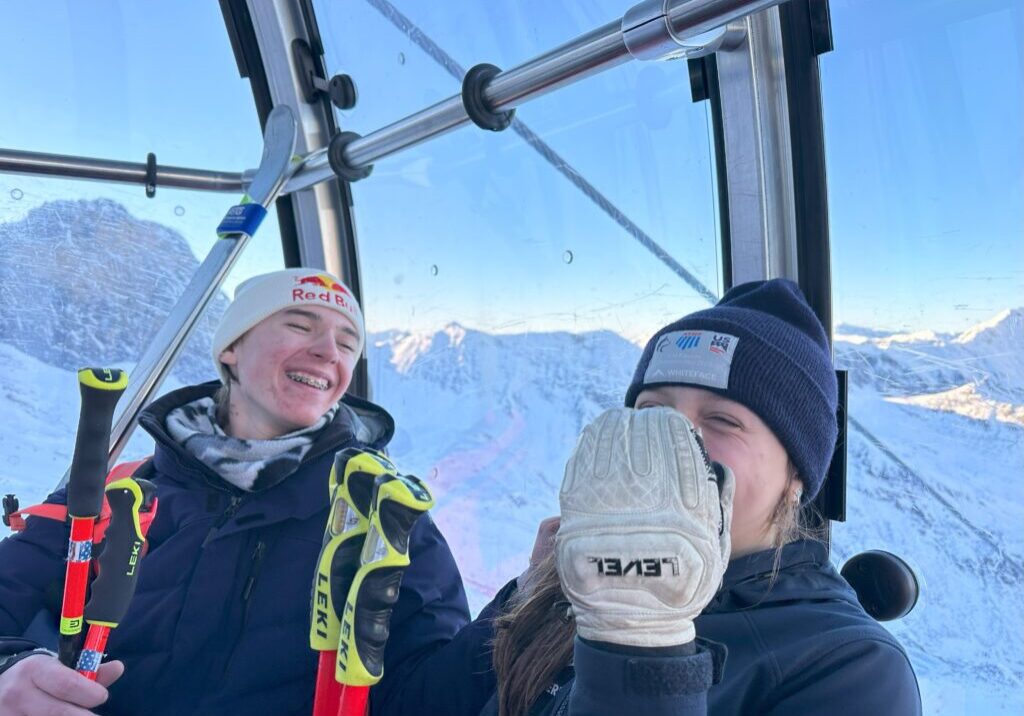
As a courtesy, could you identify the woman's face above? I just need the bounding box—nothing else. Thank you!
[218,305,360,439]
[634,385,793,556]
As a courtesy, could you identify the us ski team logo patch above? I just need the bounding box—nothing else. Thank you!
[644,330,739,390]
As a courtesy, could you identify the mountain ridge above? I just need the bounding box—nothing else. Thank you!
[0,198,226,384]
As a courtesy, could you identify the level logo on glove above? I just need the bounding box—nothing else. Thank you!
[556,407,735,648]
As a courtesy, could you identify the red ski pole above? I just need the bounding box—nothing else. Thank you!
[58,368,128,667]
[310,449,397,716]
[75,476,158,680]
[335,472,434,716]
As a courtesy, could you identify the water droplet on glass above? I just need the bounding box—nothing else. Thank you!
[398,52,406,65]
[430,264,439,276]
[563,250,574,264]
[174,205,185,216]
[429,467,439,480]
[10,188,23,200]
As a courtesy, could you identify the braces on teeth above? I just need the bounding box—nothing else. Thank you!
[287,372,328,390]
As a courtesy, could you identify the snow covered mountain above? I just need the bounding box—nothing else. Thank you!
[366,316,1024,713]
[830,316,1024,711]
[0,198,226,385]
[836,308,1024,408]
[365,325,641,597]
[1,200,1021,713]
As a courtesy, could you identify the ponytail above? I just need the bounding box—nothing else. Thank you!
[493,553,575,716]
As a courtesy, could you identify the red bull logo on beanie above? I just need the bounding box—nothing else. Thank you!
[292,274,357,313]
[295,273,350,295]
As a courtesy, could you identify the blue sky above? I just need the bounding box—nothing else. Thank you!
[1,0,1020,336]
[823,0,1023,332]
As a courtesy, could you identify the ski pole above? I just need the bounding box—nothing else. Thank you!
[311,448,397,716]
[76,477,158,680]
[335,472,434,716]
[58,368,129,667]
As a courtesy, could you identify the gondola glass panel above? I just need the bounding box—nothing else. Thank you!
[821,1,1024,713]
[0,2,284,504]
[315,0,723,611]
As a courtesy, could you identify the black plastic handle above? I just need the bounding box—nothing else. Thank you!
[67,369,128,519]
[84,478,156,627]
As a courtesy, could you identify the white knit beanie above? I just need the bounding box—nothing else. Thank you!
[211,268,364,383]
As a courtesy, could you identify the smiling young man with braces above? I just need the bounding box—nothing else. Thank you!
[0,268,492,716]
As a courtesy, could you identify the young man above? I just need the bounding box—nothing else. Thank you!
[0,269,503,716]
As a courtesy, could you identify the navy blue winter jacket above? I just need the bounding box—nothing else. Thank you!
[0,383,505,716]
[481,540,921,716]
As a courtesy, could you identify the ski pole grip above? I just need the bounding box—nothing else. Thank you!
[83,478,155,627]
[336,473,433,686]
[67,369,128,518]
[310,448,395,651]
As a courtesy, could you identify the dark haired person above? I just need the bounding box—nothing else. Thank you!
[489,279,922,716]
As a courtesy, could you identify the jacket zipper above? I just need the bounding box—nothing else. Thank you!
[201,495,243,547]
[221,538,266,678]
[552,684,573,716]
[241,540,266,604]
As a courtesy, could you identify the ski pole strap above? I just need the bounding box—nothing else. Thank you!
[5,502,64,531]
[83,478,157,628]
[67,369,128,519]
[336,472,434,687]
[216,200,267,238]
[5,459,155,544]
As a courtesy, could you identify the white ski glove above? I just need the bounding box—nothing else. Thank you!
[556,407,735,648]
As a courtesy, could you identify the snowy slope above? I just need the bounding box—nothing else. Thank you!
[366,325,640,596]
[830,319,1024,713]
[372,317,1024,713]
[0,344,177,499]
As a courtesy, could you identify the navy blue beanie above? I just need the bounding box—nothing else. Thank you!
[625,279,838,500]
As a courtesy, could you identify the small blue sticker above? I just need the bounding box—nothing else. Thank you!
[217,203,267,238]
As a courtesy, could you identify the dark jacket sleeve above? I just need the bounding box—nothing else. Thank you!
[0,490,69,638]
[766,637,922,716]
[370,515,516,716]
[568,638,718,716]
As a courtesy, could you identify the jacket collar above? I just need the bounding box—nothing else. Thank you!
[138,381,394,498]
[706,539,860,612]
[722,539,827,587]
